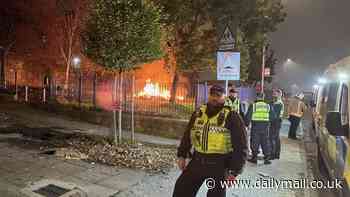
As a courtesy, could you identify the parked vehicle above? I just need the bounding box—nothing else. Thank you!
[314,64,350,197]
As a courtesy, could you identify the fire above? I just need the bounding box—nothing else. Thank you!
[136,79,185,100]
[136,79,170,99]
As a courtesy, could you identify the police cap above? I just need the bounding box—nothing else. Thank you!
[210,85,225,96]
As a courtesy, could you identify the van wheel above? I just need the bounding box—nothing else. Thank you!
[317,145,327,176]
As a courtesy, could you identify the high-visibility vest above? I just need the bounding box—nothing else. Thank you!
[274,99,284,118]
[224,98,240,112]
[190,105,233,154]
[252,101,270,122]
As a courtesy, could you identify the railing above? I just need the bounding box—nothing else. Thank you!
[6,73,197,118]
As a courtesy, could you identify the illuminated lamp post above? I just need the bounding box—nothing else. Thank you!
[72,57,82,108]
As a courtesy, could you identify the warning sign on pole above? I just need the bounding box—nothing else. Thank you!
[217,51,240,81]
[218,25,236,51]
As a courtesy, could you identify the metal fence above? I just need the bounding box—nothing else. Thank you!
[6,72,197,118]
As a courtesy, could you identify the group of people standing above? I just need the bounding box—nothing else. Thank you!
[172,85,306,197]
[225,88,284,165]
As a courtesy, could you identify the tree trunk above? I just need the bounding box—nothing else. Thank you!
[169,71,179,103]
[64,61,71,96]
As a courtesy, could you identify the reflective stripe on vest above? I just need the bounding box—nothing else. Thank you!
[252,101,270,122]
[190,105,233,154]
[224,98,240,112]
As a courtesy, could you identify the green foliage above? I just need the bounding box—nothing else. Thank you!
[235,29,250,81]
[82,0,163,72]
[154,0,216,73]
[156,0,286,82]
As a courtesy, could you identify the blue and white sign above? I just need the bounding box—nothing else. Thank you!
[217,51,240,80]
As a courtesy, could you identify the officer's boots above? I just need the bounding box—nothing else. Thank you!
[264,160,272,165]
[248,156,258,164]
[264,156,272,165]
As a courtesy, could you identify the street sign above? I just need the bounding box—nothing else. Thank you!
[218,25,235,51]
[217,51,240,80]
[264,68,271,77]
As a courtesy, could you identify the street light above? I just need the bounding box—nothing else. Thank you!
[318,78,327,84]
[339,73,348,81]
[72,57,82,108]
[73,57,81,68]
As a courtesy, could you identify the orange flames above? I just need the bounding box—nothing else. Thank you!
[135,79,185,101]
[136,79,170,99]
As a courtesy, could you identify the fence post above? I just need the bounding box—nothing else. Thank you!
[113,73,118,145]
[43,87,46,103]
[204,81,208,103]
[93,71,97,109]
[131,73,135,143]
[14,70,18,101]
[195,81,199,109]
[78,72,82,109]
[118,72,123,144]
[25,86,28,103]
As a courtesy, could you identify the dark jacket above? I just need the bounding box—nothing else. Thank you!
[177,103,248,175]
[245,100,276,129]
[272,100,284,121]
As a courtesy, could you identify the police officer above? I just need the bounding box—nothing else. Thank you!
[270,89,284,160]
[173,85,248,197]
[245,93,275,165]
[224,87,245,118]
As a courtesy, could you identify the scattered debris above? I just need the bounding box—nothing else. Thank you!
[0,112,17,128]
[45,135,177,173]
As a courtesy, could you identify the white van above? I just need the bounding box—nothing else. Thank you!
[314,62,350,197]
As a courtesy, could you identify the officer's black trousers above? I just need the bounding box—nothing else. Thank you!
[270,119,282,158]
[173,156,226,197]
[288,115,301,139]
[250,126,271,159]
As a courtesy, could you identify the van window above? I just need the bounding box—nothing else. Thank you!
[340,84,349,137]
[318,85,329,117]
[327,83,340,111]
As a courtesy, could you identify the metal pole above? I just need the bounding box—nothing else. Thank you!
[131,73,135,143]
[78,71,82,109]
[225,80,229,96]
[118,72,123,144]
[25,86,28,102]
[204,81,208,103]
[0,47,4,87]
[261,45,266,94]
[14,70,18,101]
[113,73,118,145]
[43,87,46,103]
[93,71,97,109]
[195,80,199,109]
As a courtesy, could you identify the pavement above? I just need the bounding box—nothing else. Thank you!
[0,96,337,197]
[0,96,178,147]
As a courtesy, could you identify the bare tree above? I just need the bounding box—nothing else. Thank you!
[55,0,85,94]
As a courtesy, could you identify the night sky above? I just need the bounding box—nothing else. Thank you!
[270,0,350,91]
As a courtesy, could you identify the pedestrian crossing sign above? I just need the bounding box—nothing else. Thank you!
[217,51,240,80]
